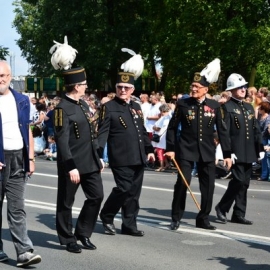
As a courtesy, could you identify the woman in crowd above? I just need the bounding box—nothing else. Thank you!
[257,101,270,181]
[152,103,172,171]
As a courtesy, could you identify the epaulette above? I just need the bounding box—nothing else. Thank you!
[100,104,106,122]
[54,108,63,131]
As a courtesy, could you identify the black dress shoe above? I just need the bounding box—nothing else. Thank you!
[231,215,253,225]
[103,223,116,235]
[121,228,145,237]
[170,221,180,230]
[77,236,97,250]
[0,250,8,262]
[215,204,227,223]
[66,242,82,253]
[196,222,216,230]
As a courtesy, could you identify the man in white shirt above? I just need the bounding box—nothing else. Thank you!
[0,61,41,267]
[145,94,161,137]
[140,94,151,128]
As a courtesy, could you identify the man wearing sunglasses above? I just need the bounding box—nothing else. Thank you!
[98,71,155,237]
[54,67,104,253]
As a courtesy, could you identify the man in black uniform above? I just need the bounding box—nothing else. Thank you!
[54,67,104,253]
[215,73,264,225]
[166,59,232,231]
[98,69,155,237]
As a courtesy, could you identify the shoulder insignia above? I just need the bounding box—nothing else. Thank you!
[220,107,224,119]
[100,105,106,121]
[54,108,63,130]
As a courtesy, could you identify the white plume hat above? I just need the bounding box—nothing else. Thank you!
[120,48,144,80]
[200,58,221,84]
[49,36,78,70]
[193,58,221,86]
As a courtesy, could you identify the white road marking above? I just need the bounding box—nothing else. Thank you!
[27,183,57,190]
[136,217,270,246]
[23,171,270,246]
[7,197,270,247]
[215,182,270,192]
[30,173,270,195]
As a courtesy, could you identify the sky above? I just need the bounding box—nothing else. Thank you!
[0,1,29,76]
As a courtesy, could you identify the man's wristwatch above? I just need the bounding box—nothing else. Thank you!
[29,158,35,162]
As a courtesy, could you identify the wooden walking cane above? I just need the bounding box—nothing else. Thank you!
[172,158,201,211]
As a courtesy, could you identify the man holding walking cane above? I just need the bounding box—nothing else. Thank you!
[165,59,232,230]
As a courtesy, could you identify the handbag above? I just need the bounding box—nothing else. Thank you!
[151,133,161,143]
[34,135,46,153]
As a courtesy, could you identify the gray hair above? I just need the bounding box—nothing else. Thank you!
[159,103,170,112]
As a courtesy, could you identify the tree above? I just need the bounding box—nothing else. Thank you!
[145,0,270,93]
[0,46,9,60]
[13,0,270,95]
[13,0,152,91]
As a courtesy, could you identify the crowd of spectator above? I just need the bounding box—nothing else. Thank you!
[29,86,270,182]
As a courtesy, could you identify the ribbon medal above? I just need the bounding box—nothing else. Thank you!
[204,105,215,117]
[131,108,139,118]
[188,110,195,120]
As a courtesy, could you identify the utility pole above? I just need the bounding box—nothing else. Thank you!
[9,52,15,77]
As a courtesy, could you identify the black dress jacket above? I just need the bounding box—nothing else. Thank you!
[53,95,102,173]
[222,98,263,163]
[166,97,231,162]
[97,96,154,167]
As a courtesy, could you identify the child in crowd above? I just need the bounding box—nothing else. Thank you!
[43,135,57,161]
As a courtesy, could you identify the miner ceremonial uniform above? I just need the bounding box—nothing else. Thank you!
[53,68,103,249]
[54,96,102,173]
[214,73,264,225]
[97,48,154,236]
[98,96,154,232]
[217,98,262,218]
[166,97,231,227]
[98,97,152,167]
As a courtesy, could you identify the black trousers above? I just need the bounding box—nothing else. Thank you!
[56,169,103,245]
[171,159,215,224]
[100,165,144,230]
[218,163,252,217]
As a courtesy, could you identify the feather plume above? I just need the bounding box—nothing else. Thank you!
[49,36,78,70]
[121,48,136,56]
[120,48,144,80]
[200,58,221,84]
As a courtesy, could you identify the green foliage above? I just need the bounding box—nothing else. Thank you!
[12,0,270,93]
[0,46,9,60]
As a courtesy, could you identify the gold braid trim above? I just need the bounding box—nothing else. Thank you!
[54,108,63,127]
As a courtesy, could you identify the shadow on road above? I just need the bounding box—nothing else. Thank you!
[209,256,269,269]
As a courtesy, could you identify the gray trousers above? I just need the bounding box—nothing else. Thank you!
[0,149,33,256]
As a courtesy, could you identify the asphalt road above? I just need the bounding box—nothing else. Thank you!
[1,158,270,270]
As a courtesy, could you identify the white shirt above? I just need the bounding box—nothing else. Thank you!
[140,102,151,127]
[151,114,172,149]
[215,143,224,160]
[29,102,36,121]
[0,91,23,150]
[145,102,161,132]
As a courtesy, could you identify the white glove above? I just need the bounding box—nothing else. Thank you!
[231,153,238,164]
[100,158,105,169]
[258,152,265,161]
